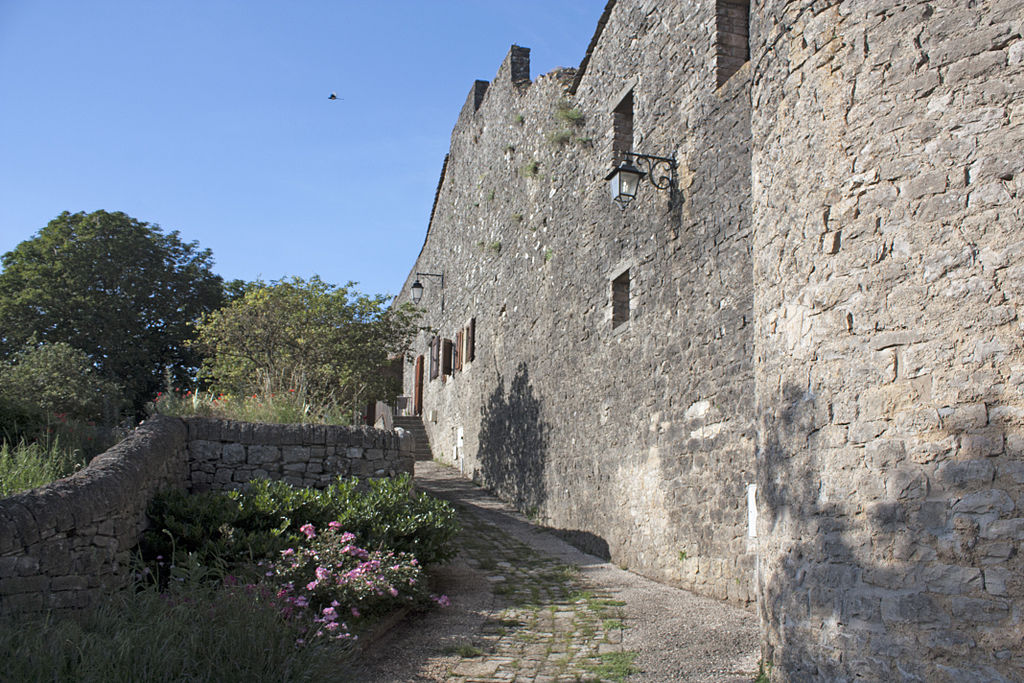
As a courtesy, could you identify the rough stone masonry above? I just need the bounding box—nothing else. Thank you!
[395,1,1024,680]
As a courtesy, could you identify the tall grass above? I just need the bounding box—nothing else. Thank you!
[0,438,88,497]
[149,388,351,425]
[0,576,348,682]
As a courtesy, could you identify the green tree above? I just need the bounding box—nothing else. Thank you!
[192,276,419,420]
[0,210,225,413]
[0,341,123,423]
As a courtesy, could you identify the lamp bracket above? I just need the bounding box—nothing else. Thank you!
[621,152,676,191]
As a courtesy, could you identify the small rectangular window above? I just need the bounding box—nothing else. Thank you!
[612,270,630,328]
[612,90,633,164]
[716,0,750,86]
[429,337,440,380]
[442,338,453,377]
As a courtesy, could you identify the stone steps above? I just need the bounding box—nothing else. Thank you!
[393,416,433,461]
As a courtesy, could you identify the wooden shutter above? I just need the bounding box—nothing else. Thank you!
[467,318,476,362]
[429,337,439,380]
[454,329,463,372]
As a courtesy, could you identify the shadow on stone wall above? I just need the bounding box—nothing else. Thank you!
[477,362,548,514]
[759,383,1017,681]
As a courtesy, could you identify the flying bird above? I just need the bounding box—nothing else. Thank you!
[328,92,342,100]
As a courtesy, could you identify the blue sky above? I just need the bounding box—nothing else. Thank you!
[0,1,605,296]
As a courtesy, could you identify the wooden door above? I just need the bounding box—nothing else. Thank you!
[414,355,424,415]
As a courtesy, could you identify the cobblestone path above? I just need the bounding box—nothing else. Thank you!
[350,461,759,682]
[442,510,633,682]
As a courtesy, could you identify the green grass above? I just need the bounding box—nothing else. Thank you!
[586,652,641,682]
[0,580,345,682]
[0,438,88,497]
[442,642,484,657]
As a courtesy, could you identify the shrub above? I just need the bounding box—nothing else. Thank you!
[272,525,430,625]
[141,474,459,574]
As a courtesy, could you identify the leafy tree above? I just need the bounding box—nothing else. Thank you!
[0,210,225,413]
[192,276,419,420]
[0,341,123,423]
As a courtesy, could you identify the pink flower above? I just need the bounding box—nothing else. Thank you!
[328,521,342,531]
[322,606,337,621]
[299,523,316,539]
[306,580,319,591]
[339,531,356,543]
[351,607,360,617]
[432,594,451,607]
[281,548,295,557]
[315,566,330,581]
[388,586,399,597]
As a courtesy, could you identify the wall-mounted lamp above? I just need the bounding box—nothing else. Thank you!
[410,271,444,311]
[605,152,677,208]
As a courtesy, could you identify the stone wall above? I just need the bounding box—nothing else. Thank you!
[396,0,758,605]
[397,0,1024,679]
[751,2,1024,680]
[0,416,412,615]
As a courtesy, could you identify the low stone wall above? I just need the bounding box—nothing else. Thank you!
[187,419,413,491]
[0,415,413,615]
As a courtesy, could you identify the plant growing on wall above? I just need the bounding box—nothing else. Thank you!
[555,99,584,126]
[519,160,540,178]
[547,130,573,147]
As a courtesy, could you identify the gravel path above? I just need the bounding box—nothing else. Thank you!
[348,461,760,682]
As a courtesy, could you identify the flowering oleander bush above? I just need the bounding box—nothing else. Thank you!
[270,524,431,626]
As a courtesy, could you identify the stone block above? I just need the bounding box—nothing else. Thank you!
[952,489,1014,515]
[282,446,310,464]
[880,592,948,627]
[934,459,995,490]
[951,597,1010,624]
[189,440,222,463]
[222,443,246,465]
[920,564,982,594]
[50,575,89,592]
[247,445,280,466]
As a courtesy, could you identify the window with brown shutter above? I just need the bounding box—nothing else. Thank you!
[442,338,453,377]
[467,318,476,362]
[429,337,440,380]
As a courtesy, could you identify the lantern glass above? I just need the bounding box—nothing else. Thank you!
[606,161,644,204]
[411,280,424,303]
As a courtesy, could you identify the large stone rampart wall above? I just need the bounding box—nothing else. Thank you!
[396,0,758,606]
[0,416,412,615]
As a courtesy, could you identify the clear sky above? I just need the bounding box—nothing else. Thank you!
[0,1,606,296]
